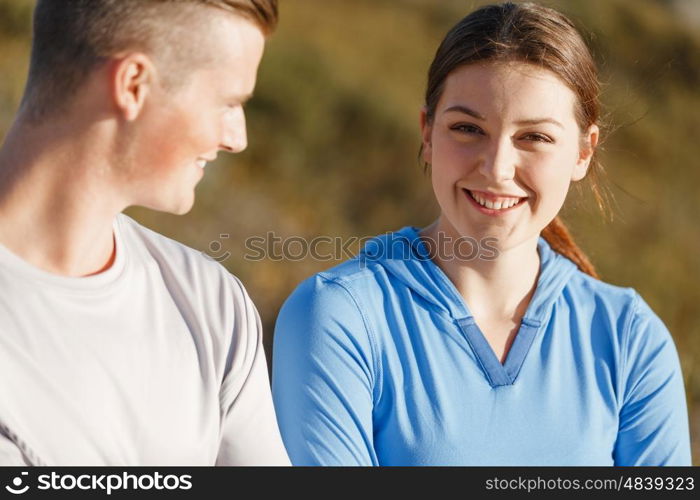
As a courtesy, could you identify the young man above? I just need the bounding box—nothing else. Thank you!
[0,0,289,465]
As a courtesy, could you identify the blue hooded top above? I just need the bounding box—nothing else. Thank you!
[271,227,691,466]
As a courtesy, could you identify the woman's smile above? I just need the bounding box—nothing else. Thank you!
[463,188,528,216]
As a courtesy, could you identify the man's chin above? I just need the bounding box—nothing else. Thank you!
[170,205,194,216]
[138,196,195,216]
[169,200,195,216]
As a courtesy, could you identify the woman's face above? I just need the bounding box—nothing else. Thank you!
[421,62,598,252]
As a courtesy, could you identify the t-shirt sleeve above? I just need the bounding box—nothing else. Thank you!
[215,276,290,466]
[272,275,378,466]
[613,294,691,465]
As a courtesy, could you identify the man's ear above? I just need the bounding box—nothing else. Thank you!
[111,53,156,121]
[572,123,599,181]
[420,107,433,165]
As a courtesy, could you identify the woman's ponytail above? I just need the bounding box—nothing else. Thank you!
[541,216,598,279]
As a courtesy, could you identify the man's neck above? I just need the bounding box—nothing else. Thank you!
[0,116,125,277]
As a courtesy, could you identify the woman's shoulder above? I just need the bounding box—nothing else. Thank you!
[283,257,395,316]
[293,226,423,293]
[567,269,638,304]
[280,226,433,319]
[565,270,672,344]
[274,246,395,367]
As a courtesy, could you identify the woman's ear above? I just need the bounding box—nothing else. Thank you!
[111,53,156,121]
[572,123,599,181]
[420,107,433,165]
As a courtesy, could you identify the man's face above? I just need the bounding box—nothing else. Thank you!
[124,12,265,215]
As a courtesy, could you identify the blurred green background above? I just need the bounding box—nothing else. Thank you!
[1,0,698,463]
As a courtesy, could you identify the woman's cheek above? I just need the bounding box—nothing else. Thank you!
[529,165,573,212]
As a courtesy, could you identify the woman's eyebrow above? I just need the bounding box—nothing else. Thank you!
[443,105,564,129]
[443,105,485,120]
[515,117,564,129]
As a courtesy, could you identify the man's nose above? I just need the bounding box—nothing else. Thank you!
[478,137,516,182]
[220,106,248,154]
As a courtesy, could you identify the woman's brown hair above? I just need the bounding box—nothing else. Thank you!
[424,2,606,278]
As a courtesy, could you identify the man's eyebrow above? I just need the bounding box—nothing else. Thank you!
[443,105,486,120]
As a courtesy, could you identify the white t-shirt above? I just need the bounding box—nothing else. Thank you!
[0,214,290,466]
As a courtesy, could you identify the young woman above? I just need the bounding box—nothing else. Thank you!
[271,2,691,466]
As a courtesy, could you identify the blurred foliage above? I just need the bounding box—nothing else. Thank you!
[1,0,698,462]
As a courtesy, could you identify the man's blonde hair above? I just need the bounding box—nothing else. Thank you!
[22,0,278,120]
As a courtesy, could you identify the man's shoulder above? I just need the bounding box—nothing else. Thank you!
[117,213,240,291]
[119,213,212,260]
[117,214,259,338]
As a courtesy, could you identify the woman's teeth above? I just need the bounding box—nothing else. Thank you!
[468,190,522,210]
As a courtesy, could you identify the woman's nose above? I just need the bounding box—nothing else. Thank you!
[478,138,516,182]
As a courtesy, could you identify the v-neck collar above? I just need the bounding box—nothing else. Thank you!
[399,227,578,387]
[456,316,542,386]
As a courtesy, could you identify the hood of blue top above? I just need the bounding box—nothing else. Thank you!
[357,226,579,323]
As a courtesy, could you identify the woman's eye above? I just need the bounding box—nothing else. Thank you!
[522,133,553,143]
[450,124,484,135]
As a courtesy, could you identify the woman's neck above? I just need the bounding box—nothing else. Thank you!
[420,217,541,323]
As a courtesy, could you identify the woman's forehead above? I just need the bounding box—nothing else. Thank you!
[439,62,578,124]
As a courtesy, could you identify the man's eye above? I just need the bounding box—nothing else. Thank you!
[450,124,484,135]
